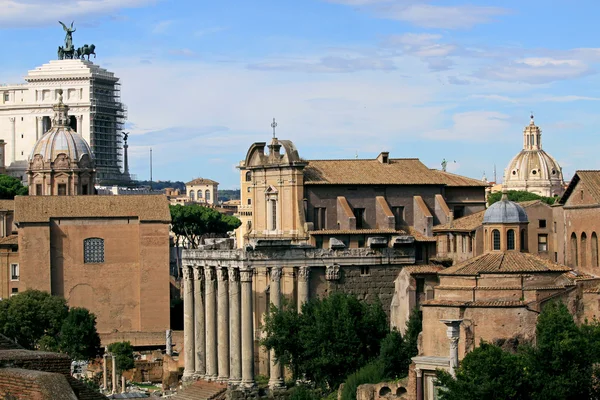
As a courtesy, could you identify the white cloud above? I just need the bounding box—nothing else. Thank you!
[384,33,457,71]
[0,0,158,26]
[477,57,594,84]
[152,19,173,34]
[423,111,512,141]
[382,3,509,29]
[247,55,397,73]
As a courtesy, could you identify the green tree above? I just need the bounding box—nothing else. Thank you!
[262,292,387,390]
[487,190,556,206]
[0,290,68,349]
[58,307,101,360]
[107,341,135,373]
[0,175,27,199]
[170,204,241,249]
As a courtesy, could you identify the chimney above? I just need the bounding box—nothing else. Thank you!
[377,152,390,164]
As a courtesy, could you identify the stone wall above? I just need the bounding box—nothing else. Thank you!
[356,379,410,400]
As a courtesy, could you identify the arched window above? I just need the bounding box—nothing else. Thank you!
[520,229,526,251]
[245,171,252,182]
[570,232,578,267]
[446,234,451,253]
[581,233,588,267]
[507,229,515,250]
[592,233,598,268]
[205,190,211,201]
[84,238,104,264]
[492,229,501,251]
[198,190,202,198]
[189,190,195,201]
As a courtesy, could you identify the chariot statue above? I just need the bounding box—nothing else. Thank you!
[57,21,97,60]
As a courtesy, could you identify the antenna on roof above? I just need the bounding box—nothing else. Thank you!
[355,151,358,159]
[150,148,153,190]
[493,164,497,183]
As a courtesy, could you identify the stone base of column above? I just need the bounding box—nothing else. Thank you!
[182,373,197,387]
[240,379,256,389]
[217,375,229,383]
[268,378,285,390]
[204,374,218,382]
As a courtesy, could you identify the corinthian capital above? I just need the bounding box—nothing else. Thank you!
[204,266,216,281]
[228,268,240,282]
[193,266,203,281]
[298,266,310,282]
[182,265,192,281]
[270,267,282,282]
[240,268,253,282]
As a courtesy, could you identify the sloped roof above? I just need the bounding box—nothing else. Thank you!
[433,210,485,232]
[559,170,600,205]
[401,265,444,274]
[15,195,171,223]
[440,252,571,276]
[187,178,219,186]
[422,299,526,307]
[303,158,485,186]
[0,200,14,211]
[0,235,18,246]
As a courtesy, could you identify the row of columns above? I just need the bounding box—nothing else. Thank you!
[182,265,312,389]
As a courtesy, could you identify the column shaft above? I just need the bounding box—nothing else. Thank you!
[9,118,15,163]
[111,356,117,394]
[268,267,284,389]
[297,266,310,311]
[183,266,196,378]
[241,268,255,388]
[102,355,108,390]
[194,267,206,376]
[217,266,230,382]
[416,369,423,400]
[229,268,242,385]
[205,266,218,380]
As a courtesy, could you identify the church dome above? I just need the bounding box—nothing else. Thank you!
[503,116,564,197]
[483,192,528,224]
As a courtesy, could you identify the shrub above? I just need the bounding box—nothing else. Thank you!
[340,361,385,400]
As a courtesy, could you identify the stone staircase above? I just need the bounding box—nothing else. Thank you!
[172,380,227,400]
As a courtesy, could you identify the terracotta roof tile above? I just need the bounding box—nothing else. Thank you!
[440,252,571,276]
[0,235,18,246]
[303,158,485,186]
[0,200,14,211]
[407,226,437,242]
[422,299,526,307]
[433,210,485,232]
[15,195,171,223]
[401,265,444,274]
[560,170,600,204]
[309,229,406,235]
[187,178,219,185]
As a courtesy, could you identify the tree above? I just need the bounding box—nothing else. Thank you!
[262,292,387,390]
[379,308,422,380]
[0,175,27,199]
[170,204,241,249]
[487,190,556,206]
[58,307,101,360]
[107,341,134,373]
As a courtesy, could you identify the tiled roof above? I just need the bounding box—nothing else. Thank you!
[422,299,526,307]
[440,252,571,276]
[562,270,598,282]
[433,210,485,232]
[401,265,444,274]
[0,235,18,246]
[15,195,171,223]
[309,229,406,235]
[407,226,437,242]
[0,200,14,211]
[303,158,486,186]
[186,178,219,186]
[559,170,600,205]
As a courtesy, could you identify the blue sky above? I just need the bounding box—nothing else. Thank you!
[2,0,600,188]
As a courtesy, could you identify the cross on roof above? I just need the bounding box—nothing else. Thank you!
[271,118,278,138]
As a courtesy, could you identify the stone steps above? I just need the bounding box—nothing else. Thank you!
[172,380,227,400]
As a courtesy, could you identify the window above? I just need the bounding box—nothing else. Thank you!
[581,190,584,200]
[267,198,277,231]
[11,288,18,296]
[247,198,252,205]
[360,266,370,276]
[36,184,42,196]
[189,191,195,201]
[592,233,599,268]
[3,93,8,102]
[84,238,105,264]
[521,229,527,251]
[492,229,500,251]
[10,264,19,281]
[446,234,451,253]
[507,229,515,250]
[453,206,465,219]
[392,206,404,230]
[354,208,366,229]
[198,190,203,198]
[357,236,365,248]
[571,233,578,267]
[581,233,588,267]
[245,171,252,182]
[81,184,88,195]
[205,190,210,201]
[539,219,547,228]
[538,234,548,252]
[314,207,327,230]
[452,234,457,253]
[554,221,557,233]
[57,184,67,196]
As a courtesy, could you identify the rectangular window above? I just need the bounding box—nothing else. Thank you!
[10,264,19,281]
[270,200,277,231]
[453,206,465,219]
[354,208,366,229]
[554,252,558,262]
[81,184,88,195]
[360,266,370,276]
[314,236,323,249]
[313,207,327,230]
[539,219,547,228]
[11,288,18,296]
[3,93,8,102]
[392,206,404,230]
[36,184,42,196]
[357,236,365,248]
[84,238,105,263]
[538,234,548,252]
[57,184,67,196]
[554,221,557,233]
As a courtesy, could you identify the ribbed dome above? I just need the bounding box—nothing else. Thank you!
[483,194,528,224]
[503,116,564,197]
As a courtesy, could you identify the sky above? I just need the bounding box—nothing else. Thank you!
[1,0,600,189]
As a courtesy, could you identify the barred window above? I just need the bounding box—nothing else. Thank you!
[492,229,501,251]
[84,238,104,263]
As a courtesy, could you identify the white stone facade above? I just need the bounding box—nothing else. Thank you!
[0,59,126,182]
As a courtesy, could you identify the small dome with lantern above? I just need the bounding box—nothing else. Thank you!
[26,89,95,196]
[503,115,564,197]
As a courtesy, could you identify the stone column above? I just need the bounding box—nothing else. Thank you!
[77,115,83,134]
[268,267,284,389]
[205,266,218,380]
[166,329,173,357]
[297,266,310,311]
[193,267,205,377]
[182,266,196,379]
[217,266,230,382]
[9,117,15,164]
[229,267,242,386]
[241,268,255,388]
[36,117,43,140]
[111,354,117,394]
[441,319,462,377]
[102,350,108,390]
[121,375,126,393]
[415,368,423,400]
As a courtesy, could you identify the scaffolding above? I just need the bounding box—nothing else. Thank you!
[89,78,127,183]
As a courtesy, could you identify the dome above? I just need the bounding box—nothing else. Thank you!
[483,192,528,224]
[503,116,564,197]
[29,91,93,163]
